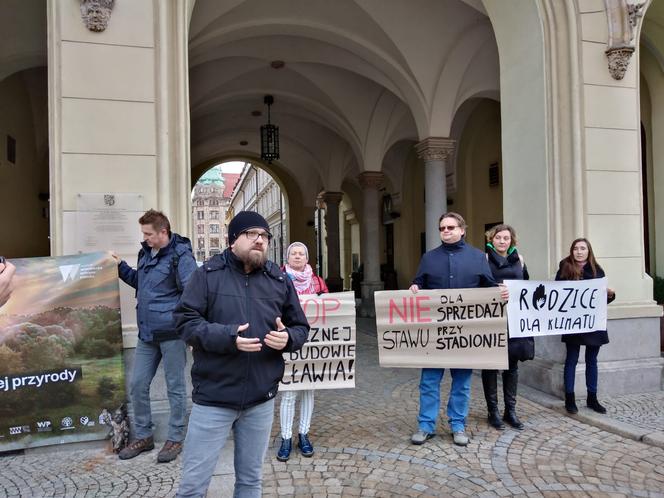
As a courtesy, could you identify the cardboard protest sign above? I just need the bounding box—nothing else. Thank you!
[281,291,356,391]
[375,288,508,369]
[0,252,124,451]
[503,278,608,338]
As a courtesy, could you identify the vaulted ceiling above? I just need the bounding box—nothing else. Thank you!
[188,0,499,203]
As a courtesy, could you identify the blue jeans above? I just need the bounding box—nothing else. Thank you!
[418,368,472,433]
[130,338,187,442]
[177,400,275,498]
[564,344,600,393]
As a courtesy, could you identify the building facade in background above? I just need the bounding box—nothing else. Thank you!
[191,167,239,261]
[228,164,288,265]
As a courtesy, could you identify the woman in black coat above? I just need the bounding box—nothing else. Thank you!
[556,238,615,414]
[482,224,534,430]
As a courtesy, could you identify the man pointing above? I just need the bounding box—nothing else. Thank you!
[174,211,309,498]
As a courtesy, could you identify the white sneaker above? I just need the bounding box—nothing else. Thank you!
[411,430,435,445]
[452,430,469,446]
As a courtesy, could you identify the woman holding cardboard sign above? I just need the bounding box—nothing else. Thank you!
[482,224,534,431]
[276,242,328,462]
[556,238,615,415]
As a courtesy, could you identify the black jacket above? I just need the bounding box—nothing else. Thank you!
[174,248,309,409]
[555,260,615,347]
[486,246,534,362]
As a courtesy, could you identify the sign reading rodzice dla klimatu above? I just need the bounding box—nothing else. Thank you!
[503,278,608,339]
[0,252,124,451]
[281,291,356,391]
[375,288,508,369]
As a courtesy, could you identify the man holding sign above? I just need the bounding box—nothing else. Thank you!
[409,212,506,447]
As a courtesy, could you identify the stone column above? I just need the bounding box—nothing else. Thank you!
[321,191,344,292]
[358,171,384,317]
[415,137,456,251]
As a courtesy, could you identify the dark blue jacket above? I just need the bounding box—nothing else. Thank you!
[412,239,497,290]
[118,233,197,343]
[174,248,309,410]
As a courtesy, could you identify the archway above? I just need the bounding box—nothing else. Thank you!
[0,2,48,258]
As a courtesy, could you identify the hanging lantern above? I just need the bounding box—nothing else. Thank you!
[260,95,279,163]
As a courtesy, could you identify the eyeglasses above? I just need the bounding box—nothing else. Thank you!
[243,230,272,242]
[439,225,459,232]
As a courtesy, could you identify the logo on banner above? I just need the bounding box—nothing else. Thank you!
[104,194,116,207]
[61,417,75,430]
[9,426,22,435]
[59,264,80,282]
[36,420,52,432]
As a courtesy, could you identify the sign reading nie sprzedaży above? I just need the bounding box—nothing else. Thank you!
[374,288,508,369]
[0,252,124,451]
[280,291,356,391]
[503,278,608,338]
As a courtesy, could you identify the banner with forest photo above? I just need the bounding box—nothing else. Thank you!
[0,252,124,451]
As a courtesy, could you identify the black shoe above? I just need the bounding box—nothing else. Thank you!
[587,392,607,414]
[118,436,154,460]
[565,392,578,414]
[298,433,314,457]
[276,438,292,462]
[488,410,505,430]
[503,410,524,430]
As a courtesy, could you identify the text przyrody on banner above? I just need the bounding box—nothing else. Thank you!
[280,291,356,391]
[503,278,608,338]
[374,288,508,369]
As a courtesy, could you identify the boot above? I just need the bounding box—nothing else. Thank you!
[298,433,314,457]
[502,369,524,429]
[482,370,505,430]
[276,438,292,462]
[586,392,606,414]
[565,392,578,414]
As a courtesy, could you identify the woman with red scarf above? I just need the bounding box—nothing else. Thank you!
[276,242,328,462]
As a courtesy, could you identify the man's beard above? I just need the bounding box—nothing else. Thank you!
[240,248,267,271]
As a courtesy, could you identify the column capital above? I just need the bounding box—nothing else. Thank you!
[415,137,456,161]
[357,171,384,189]
[319,191,344,204]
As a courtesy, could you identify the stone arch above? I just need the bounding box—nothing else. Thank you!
[640,1,664,278]
[192,152,313,254]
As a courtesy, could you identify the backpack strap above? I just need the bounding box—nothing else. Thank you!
[172,253,183,292]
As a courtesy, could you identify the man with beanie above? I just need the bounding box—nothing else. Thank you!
[175,211,309,498]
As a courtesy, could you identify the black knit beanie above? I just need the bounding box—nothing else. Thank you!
[228,211,270,246]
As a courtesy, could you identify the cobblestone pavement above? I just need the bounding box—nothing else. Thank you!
[1,318,664,497]
[604,391,664,433]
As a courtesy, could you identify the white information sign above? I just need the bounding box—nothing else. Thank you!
[503,278,608,338]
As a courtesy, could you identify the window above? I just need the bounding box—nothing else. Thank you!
[198,238,205,250]
[196,251,206,261]
[210,249,220,257]
[210,237,219,248]
[197,224,205,234]
[210,224,219,234]
[210,198,219,206]
[197,211,204,220]
[210,210,219,220]
[196,199,204,206]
